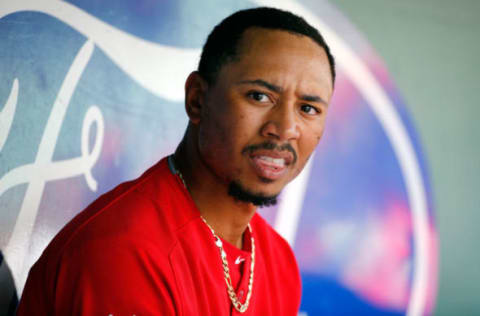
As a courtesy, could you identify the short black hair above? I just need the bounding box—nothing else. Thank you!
[198,7,336,86]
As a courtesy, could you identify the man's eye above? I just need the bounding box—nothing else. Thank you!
[300,104,320,115]
[247,91,270,103]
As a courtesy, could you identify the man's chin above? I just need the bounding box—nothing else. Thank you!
[228,180,279,207]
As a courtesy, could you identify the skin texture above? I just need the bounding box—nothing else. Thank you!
[175,28,333,248]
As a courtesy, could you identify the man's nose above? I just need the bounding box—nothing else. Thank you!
[260,103,300,142]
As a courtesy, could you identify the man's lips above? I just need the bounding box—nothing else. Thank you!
[248,150,294,180]
[242,142,297,181]
[249,149,294,166]
[242,142,297,165]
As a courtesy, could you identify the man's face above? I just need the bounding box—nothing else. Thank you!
[196,28,333,203]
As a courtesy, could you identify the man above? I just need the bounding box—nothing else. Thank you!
[17,7,335,315]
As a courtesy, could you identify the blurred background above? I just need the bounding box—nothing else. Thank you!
[330,1,480,315]
[0,1,478,315]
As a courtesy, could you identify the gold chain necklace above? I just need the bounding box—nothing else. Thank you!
[201,217,255,313]
[168,155,255,313]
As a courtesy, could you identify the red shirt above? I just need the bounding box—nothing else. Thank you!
[17,157,301,315]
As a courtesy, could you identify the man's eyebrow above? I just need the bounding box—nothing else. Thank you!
[300,94,328,105]
[238,79,328,106]
[238,79,282,93]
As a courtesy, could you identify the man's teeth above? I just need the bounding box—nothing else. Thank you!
[258,156,285,166]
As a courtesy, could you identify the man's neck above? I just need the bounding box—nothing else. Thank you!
[173,137,256,249]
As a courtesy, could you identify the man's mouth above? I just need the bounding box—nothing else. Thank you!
[256,156,286,167]
[242,142,297,181]
[248,150,293,180]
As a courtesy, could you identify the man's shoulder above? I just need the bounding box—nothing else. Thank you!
[251,212,300,272]
[20,158,198,314]
[251,213,299,267]
[251,213,291,249]
[40,157,198,265]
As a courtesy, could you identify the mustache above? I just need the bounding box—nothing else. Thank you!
[242,142,297,164]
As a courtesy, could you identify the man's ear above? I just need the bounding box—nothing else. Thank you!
[184,71,208,125]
